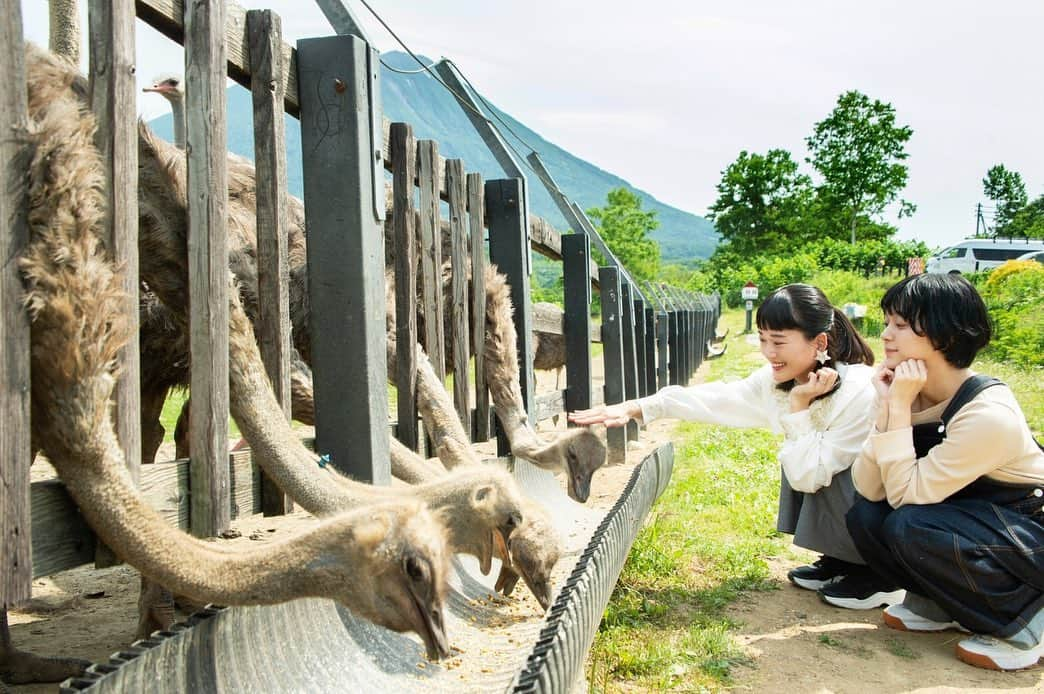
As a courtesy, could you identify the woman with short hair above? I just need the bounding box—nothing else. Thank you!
[846,272,1044,671]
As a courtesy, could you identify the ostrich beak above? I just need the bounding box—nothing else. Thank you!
[520,572,553,611]
[410,591,450,661]
[496,511,521,552]
[568,471,591,503]
[142,84,174,95]
[494,565,521,596]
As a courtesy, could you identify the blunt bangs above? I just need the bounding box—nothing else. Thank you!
[756,291,801,333]
[881,274,992,368]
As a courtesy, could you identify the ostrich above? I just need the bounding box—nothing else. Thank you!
[132,66,606,501]
[142,74,185,148]
[3,50,453,684]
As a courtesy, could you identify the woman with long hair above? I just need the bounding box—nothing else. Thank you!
[571,284,899,608]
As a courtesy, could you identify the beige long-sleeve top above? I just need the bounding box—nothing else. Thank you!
[636,363,875,493]
[852,383,1044,507]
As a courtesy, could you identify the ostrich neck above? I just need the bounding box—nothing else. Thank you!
[225,290,374,516]
[48,0,81,63]
[171,100,186,149]
[45,404,350,606]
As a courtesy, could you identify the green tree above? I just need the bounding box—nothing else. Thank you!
[706,149,812,255]
[1007,194,1044,240]
[982,164,1028,236]
[806,90,915,244]
[586,188,661,282]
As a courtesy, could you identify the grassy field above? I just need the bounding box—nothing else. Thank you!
[586,305,1044,692]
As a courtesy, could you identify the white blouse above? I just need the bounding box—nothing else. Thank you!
[636,363,876,494]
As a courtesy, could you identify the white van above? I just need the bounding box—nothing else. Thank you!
[926,238,1044,274]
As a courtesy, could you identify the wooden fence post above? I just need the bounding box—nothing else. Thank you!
[633,296,647,398]
[599,267,626,465]
[391,122,419,451]
[417,140,445,382]
[562,233,592,416]
[1,0,31,608]
[88,0,140,482]
[644,305,656,395]
[467,173,490,441]
[298,34,389,484]
[486,178,533,457]
[185,0,230,536]
[446,159,471,436]
[620,281,639,442]
[248,8,292,515]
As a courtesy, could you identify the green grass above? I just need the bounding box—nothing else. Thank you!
[587,304,1044,692]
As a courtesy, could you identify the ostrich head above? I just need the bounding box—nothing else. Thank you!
[317,501,451,660]
[142,74,183,106]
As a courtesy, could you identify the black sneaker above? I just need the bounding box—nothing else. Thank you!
[818,570,905,610]
[787,556,853,591]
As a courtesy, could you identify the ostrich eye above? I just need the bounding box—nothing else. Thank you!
[404,555,427,582]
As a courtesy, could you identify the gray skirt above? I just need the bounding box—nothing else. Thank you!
[777,467,865,565]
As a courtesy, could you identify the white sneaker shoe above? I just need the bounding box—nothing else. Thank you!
[956,634,1044,671]
[883,603,967,633]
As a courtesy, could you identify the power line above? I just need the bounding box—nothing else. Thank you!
[354,0,547,181]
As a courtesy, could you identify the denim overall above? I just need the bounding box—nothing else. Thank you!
[846,376,1044,646]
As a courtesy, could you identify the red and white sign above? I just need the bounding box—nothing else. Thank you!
[741,281,759,301]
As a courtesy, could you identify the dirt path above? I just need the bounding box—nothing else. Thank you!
[726,557,1044,692]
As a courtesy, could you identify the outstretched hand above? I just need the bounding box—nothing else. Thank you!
[568,401,641,428]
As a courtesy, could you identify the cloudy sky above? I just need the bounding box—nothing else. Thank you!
[20,0,1044,249]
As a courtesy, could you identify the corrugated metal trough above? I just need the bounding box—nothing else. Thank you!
[60,443,674,693]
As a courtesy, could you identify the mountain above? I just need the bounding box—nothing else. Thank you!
[147,51,718,262]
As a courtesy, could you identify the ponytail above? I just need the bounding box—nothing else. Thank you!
[827,307,875,367]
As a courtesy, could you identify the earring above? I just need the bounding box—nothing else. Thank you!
[815,348,830,364]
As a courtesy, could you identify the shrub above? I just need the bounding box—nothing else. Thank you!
[978,261,1044,367]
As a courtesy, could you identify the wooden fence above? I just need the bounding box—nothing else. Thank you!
[0,0,719,609]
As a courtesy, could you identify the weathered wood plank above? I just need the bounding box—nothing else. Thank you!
[392,123,419,451]
[446,159,471,436]
[247,8,292,516]
[298,35,389,484]
[31,451,263,579]
[30,482,95,580]
[88,0,141,571]
[533,390,565,423]
[1,0,31,608]
[392,123,419,448]
[88,0,141,484]
[467,172,490,442]
[531,304,564,336]
[417,140,445,381]
[185,0,230,537]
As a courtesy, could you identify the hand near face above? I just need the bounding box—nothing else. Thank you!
[789,367,839,411]
[873,365,895,401]
[888,359,928,407]
[568,401,641,428]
